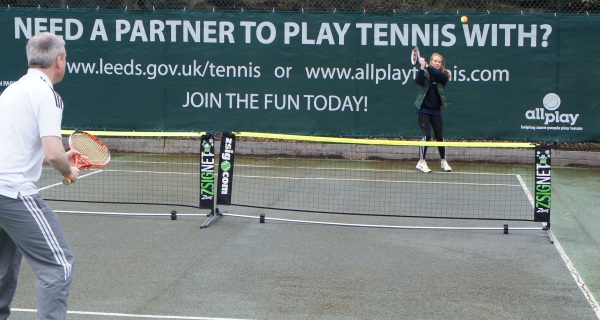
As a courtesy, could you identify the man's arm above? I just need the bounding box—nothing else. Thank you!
[42,136,79,183]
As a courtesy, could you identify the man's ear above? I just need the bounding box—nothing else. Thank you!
[54,55,63,68]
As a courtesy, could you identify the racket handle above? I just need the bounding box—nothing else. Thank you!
[62,166,78,185]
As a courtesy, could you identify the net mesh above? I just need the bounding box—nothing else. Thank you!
[41,131,204,208]
[40,131,538,221]
[224,133,537,221]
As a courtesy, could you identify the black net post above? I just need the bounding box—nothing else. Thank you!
[534,145,552,224]
[200,133,219,229]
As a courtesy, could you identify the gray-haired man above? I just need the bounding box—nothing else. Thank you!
[0,32,80,320]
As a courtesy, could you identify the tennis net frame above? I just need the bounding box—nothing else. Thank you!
[39,130,552,236]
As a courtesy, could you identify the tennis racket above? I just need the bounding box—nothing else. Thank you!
[410,45,421,65]
[62,131,111,185]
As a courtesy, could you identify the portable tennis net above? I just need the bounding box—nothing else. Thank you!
[39,131,551,225]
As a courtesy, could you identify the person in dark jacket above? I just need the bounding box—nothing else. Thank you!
[414,52,452,173]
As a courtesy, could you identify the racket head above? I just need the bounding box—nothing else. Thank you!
[411,45,420,65]
[68,131,111,168]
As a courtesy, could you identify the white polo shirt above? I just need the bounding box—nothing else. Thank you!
[0,69,64,198]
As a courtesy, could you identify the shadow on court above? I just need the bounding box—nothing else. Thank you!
[8,167,600,320]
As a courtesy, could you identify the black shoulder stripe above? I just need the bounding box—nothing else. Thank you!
[52,89,63,110]
[39,76,63,109]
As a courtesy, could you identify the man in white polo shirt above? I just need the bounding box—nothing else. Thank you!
[0,32,81,320]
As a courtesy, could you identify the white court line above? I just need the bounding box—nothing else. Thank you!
[11,309,252,320]
[237,164,516,176]
[516,174,535,207]
[223,212,544,230]
[235,174,522,187]
[112,160,199,166]
[101,161,518,177]
[56,210,206,217]
[551,233,600,319]
[103,169,197,175]
[518,174,599,318]
[37,170,104,191]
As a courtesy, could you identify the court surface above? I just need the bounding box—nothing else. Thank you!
[8,166,600,319]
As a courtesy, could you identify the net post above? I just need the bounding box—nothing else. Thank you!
[534,145,552,224]
[545,223,555,244]
[200,208,222,229]
[199,133,218,228]
[217,131,236,206]
[534,144,553,243]
[201,131,237,229]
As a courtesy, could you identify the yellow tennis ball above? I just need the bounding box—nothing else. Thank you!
[461,16,468,23]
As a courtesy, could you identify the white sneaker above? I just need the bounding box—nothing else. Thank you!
[441,160,452,172]
[416,161,432,173]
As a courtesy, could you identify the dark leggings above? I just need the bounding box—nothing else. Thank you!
[416,112,446,160]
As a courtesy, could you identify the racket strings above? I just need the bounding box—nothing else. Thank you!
[71,134,110,165]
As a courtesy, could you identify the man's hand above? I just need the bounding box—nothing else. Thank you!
[42,136,80,184]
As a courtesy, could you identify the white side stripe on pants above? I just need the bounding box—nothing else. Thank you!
[419,136,426,159]
[21,195,72,280]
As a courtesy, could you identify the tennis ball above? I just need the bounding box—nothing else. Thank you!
[543,93,561,111]
[461,16,468,24]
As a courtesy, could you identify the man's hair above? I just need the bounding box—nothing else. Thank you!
[26,32,66,68]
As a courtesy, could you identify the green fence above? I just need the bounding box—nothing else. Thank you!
[0,8,598,141]
[2,0,598,13]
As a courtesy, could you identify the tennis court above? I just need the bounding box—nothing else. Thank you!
[8,141,600,319]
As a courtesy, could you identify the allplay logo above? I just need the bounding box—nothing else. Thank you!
[525,93,579,125]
